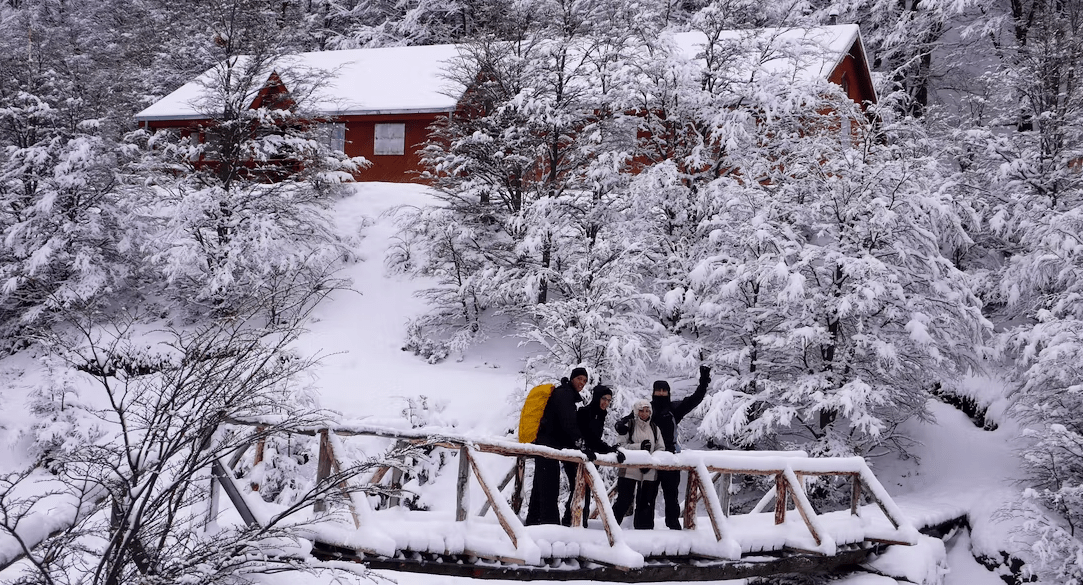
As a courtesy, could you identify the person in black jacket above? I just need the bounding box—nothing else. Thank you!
[525,367,588,526]
[565,384,626,526]
[616,365,711,529]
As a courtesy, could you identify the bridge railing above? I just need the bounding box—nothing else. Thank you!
[214,419,917,567]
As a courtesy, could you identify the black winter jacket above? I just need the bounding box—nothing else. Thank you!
[534,379,583,450]
[616,376,708,453]
[577,387,618,454]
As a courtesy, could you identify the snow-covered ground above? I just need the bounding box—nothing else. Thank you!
[0,182,1025,584]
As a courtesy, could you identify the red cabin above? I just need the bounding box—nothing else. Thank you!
[135,25,875,183]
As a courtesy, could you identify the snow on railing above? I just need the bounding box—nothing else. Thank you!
[214,418,917,569]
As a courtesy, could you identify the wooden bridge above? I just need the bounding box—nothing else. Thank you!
[206,421,921,581]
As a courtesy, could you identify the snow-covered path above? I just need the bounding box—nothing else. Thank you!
[307,183,528,434]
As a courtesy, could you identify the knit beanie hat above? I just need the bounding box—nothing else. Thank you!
[570,367,589,381]
[591,384,612,404]
[652,380,670,392]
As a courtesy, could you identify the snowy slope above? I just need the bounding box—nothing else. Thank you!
[307,182,533,434]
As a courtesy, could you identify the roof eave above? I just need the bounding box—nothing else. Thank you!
[823,25,860,82]
[134,113,207,122]
[136,106,459,123]
[330,107,458,117]
[827,26,878,105]
[852,28,878,104]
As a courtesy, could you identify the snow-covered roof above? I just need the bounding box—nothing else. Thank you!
[135,24,866,122]
[670,24,863,84]
[135,43,465,121]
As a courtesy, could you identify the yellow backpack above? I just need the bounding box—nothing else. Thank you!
[518,383,555,443]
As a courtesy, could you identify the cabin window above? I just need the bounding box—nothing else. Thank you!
[318,122,346,152]
[374,123,406,155]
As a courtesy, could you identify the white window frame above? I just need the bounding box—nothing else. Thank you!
[374,122,406,155]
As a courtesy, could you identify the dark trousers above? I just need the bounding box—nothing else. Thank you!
[658,469,682,529]
[526,458,578,526]
[525,457,559,525]
[611,476,660,529]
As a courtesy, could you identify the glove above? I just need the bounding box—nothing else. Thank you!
[615,450,627,464]
[640,440,652,451]
[583,448,597,462]
[700,365,712,385]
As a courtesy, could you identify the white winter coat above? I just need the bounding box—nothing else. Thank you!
[619,399,664,482]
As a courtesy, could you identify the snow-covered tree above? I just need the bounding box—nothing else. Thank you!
[695,106,988,456]
[0,1,135,346]
[614,23,989,455]
[401,6,653,370]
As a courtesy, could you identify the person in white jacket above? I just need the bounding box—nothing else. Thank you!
[610,399,665,529]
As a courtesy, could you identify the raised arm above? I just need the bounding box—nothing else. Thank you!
[673,365,711,423]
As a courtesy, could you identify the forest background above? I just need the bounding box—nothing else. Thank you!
[1,0,1082,582]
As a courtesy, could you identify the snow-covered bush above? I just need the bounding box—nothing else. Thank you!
[1005,318,1083,583]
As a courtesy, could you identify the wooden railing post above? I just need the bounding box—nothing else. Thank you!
[720,473,732,517]
[205,474,220,530]
[251,426,266,492]
[570,464,588,528]
[314,429,333,513]
[683,472,700,530]
[456,446,470,521]
[851,474,862,516]
[511,456,525,514]
[389,440,405,508]
[774,473,787,525]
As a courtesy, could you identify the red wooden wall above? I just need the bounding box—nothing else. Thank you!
[143,112,449,184]
[338,112,447,183]
[827,40,877,109]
